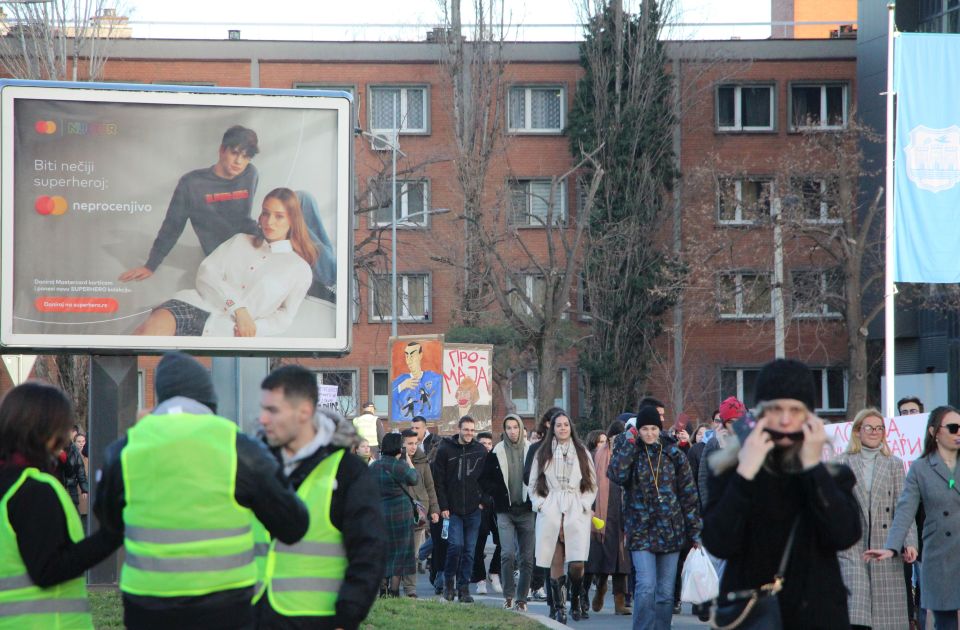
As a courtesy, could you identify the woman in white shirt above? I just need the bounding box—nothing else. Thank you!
[136,187,318,337]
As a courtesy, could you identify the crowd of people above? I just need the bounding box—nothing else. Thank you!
[3,355,960,629]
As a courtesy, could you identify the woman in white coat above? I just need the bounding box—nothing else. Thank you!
[529,410,597,624]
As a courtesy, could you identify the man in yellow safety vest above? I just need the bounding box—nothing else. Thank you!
[94,352,309,630]
[255,365,385,630]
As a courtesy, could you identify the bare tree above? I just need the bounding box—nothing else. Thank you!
[0,0,126,81]
[34,355,89,429]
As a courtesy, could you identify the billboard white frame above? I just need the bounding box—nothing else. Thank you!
[0,80,353,354]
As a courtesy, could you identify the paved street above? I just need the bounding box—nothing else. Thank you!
[413,559,709,629]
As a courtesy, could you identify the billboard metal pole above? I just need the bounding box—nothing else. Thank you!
[391,91,399,338]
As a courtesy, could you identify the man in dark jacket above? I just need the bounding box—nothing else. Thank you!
[255,365,386,630]
[433,415,487,603]
[479,413,534,611]
[95,352,309,630]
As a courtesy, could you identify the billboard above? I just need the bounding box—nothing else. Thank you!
[0,81,352,353]
[441,343,493,432]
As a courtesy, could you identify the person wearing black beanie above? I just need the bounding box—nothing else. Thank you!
[701,358,861,630]
[93,353,309,630]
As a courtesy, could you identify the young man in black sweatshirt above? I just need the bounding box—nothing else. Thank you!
[432,415,488,603]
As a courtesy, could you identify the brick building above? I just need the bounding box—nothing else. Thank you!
[1,34,857,431]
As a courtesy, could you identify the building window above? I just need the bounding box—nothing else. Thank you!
[369,179,430,227]
[791,177,841,223]
[578,274,592,321]
[716,84,775,131]
[509,274,547,317]
[789,83,848,130]
[316,369,359,417]
[719,272,772,318]
[811,367,847,413]
[791,269,843,318]
[718,177,772,224]
[918,0,960,33]
[137,370,144,410]
[369,86,428,134]
[509,179,567,226]
[510,369,569,416]
[720,368,760,406]
[508,86,564,133]
[369,273,431,322]
[370,368,389,415]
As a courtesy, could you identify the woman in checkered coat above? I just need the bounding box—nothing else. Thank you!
[834,408,917,630]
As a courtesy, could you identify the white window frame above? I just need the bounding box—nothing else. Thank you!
[368,272,432,323]
[793,177,841,224]
[720,367,760,404]
[315,369,360,418]
[508,178,567,227]
[811,367,848,413]
[369,85,429,135]
[716,84,775,132]
[717,177,772,225]
[509,274,546,317]
[510,369,570,416]
[369,179,430,228]
[369,367,389,416]
[789,83,849,131]
[719,271,773,319]
[508,85,565,134]
[791,269,843,319]
[137,369,144,410]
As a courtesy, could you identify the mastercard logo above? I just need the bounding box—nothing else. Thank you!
[34,120,57,134]
[35,196,68,216]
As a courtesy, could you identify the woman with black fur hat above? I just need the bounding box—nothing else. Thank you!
[702,358,862,630]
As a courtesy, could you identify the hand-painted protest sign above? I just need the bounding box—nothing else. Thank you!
[441,344,493,432]
[388,335,444,422]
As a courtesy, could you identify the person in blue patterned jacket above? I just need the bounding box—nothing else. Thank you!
[608,405,702,630]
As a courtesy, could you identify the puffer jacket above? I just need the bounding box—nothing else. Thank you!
[432,436,487,516]
[607,428,702,553]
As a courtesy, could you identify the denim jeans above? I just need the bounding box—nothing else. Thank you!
[933,610,960,630]
[444,509,482,588]
[631,550,680,630]
[497,507,536,602]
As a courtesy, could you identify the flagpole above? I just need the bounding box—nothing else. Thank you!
[884,1,896,417]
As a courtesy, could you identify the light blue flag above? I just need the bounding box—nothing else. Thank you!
[894,33,960,282]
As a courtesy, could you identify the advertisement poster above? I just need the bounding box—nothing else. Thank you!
[441,343,493,432]
[389,335,444,423]
[0,82,352,353]
[825,413,927,471]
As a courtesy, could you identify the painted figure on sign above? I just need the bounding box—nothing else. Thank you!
[393,341,443,420]
[455,377,481,418]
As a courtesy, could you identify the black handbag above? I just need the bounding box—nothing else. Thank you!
[709,518,799,630]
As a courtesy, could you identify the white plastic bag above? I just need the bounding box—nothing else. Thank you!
[680,546,719,604]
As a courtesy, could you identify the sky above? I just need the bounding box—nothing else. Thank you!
[122,0,773,41]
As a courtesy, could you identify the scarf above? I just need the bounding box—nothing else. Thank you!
[593,443,612,540]
[503,434,526,505]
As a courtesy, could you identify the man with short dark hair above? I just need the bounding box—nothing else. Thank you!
[433,415,487,602]
[120,125,261,282]
[95,352,309,630]
[255,364,385,630]
[897,396,924,415]
[400,428,439,597]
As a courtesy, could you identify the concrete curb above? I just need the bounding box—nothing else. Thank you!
[521,611,570,629]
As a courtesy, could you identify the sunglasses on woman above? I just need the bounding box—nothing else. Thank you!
[941,423,960,435]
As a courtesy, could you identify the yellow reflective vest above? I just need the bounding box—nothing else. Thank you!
[0,468,92,629]
[120,412,257,597]
[254,449,346,617]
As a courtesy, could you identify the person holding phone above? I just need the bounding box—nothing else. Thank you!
[702,359,861,630]
[865,406,960,630]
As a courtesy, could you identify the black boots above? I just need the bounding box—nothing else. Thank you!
[457,584,474,603]
[570,574,589,620]
[549,576,568,624]
[443,577,455,602]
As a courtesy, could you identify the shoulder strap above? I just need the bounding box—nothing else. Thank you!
[775,517,801,579]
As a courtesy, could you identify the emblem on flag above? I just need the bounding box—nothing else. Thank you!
[903,125,960,193]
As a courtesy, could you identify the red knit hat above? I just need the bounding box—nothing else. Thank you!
[718,396,746,422]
